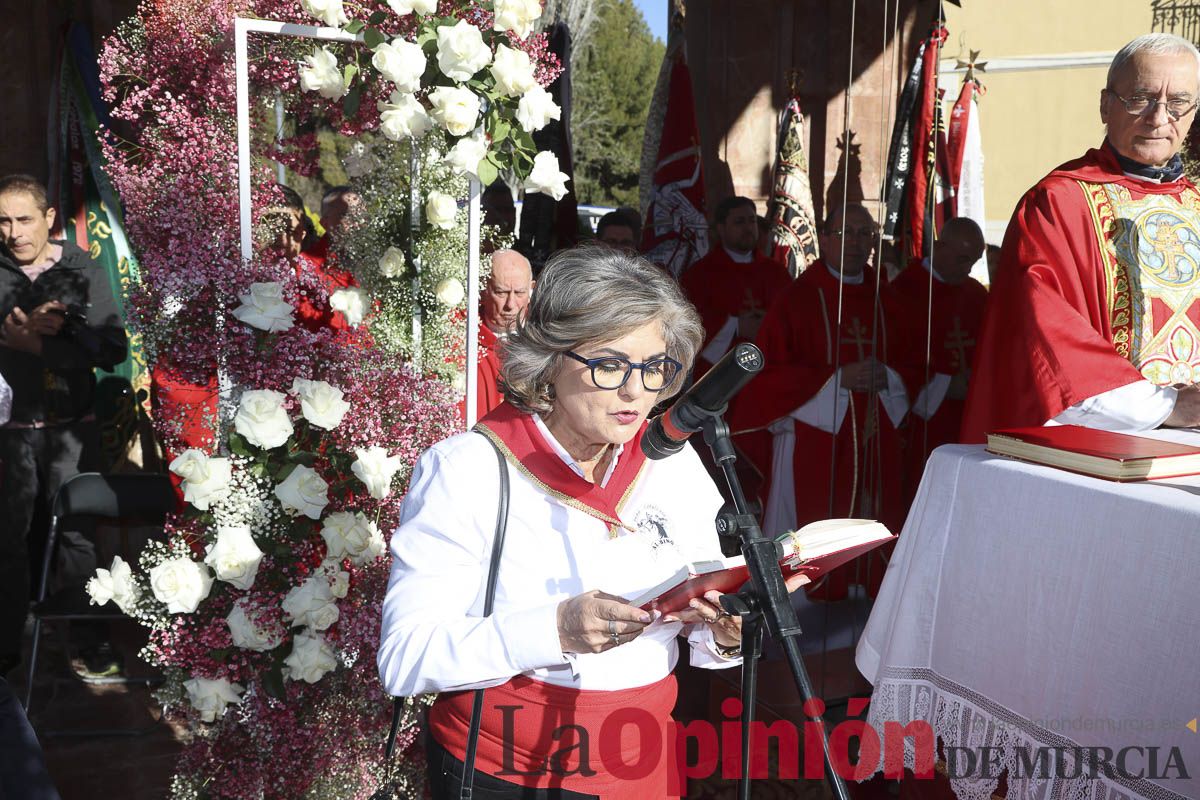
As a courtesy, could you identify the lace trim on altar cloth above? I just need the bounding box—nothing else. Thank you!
[863,667,1191,800]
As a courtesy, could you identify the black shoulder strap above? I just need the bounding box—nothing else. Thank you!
[380,431,510,800]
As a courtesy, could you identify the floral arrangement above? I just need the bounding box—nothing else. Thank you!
[91,0,555,796]
[89,365,460,798]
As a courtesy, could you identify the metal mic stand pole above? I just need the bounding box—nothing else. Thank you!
[701,415,852,800]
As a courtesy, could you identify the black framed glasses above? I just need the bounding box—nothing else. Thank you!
[564,351,683,391]
[1106,89,1198,121]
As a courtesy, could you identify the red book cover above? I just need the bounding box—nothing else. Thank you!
[634,535,896,615]
[988,425,1200,462]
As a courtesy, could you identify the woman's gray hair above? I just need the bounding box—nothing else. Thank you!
[501,246,704,415]
[1108,33,1200,87]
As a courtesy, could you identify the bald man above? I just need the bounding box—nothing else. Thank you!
[478,250,534,414]
[887,217,988,501]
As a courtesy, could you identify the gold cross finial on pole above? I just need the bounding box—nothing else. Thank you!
[955,48,988,85]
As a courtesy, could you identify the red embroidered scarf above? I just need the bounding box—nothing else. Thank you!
[474,403,649,533]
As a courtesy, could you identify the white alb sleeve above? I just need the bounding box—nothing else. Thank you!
[1049,380,1177,432]
[377,446,567,697]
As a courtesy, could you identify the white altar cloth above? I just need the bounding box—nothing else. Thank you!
[856,439,1200,800]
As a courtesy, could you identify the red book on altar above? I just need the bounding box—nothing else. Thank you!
[986,425,1200,481]
[629,519,896,614]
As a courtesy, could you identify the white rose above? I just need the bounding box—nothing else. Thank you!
[291,378,351,430]
[282,576,339,631]
[378,91,434,141]
[452,370,467,393]
[231,281,294,333]
[203,525,264,591]
[386,0,437,14]
[435,19,492,82]
[301,0,347,27]
[327,568,350,599]
[226,600,284,652]
[435,277,466,307]
[424,190,458,230]
[490,45,537,97]
[169,449,232,511]
[372,38,426,93]
[444,127,489,178]
[184,677,244,723]
[284,631,338,684]
[299,47,347,100]
[149,557,213,614]
[320,511,385,565]
[234,389,293,450]
[377,245,406,277]
[274,465,330,520]
[516,86,561,133]
[86,556,142,614]
[428,85,481,137]
[330,287,369,327]
[493,0,542,37]
[524,150,570,201]
[351,446,404,500]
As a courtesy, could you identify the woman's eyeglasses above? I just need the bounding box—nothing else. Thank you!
[564,351,683,391]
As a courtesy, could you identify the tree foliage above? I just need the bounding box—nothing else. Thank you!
[570,0,664,208]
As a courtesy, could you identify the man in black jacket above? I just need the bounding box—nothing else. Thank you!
[0,175,127,675]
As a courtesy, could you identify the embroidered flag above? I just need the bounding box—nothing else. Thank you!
[638,15,708,279]
[768,93,821,276]
[947,77,987,282]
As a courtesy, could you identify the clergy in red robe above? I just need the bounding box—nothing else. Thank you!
[962,36,1200,441]
[888,218,987,501]
[730,204,909,600]
[477,249,534,416]
[681,197,792,374]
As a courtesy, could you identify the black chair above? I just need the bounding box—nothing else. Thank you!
[24,472,178,728]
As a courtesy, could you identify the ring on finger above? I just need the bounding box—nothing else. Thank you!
[609,631,621,645]
[608,619,618,636]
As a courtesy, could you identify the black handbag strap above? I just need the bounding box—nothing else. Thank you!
[380,431,511,800]
[459,433,510,800]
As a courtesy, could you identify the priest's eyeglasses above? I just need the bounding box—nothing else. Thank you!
[1107,90,1198,120]
[564,351,683,391]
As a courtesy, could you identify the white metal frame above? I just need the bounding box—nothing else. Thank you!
[233,17,482,427]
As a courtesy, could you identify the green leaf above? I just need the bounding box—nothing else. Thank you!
[477,157,499,187]
[228,433,252,458]
[363,27,386,50]
[344,19,365,34]
[343,83,362,118]
[209,648,231,663]
[492,118,511,142]
[287,451,317,467]
[263,662,287,701]
[367,10,387,25]
[275,462,298,483]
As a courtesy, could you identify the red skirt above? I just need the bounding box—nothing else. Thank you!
[428,673,679,799]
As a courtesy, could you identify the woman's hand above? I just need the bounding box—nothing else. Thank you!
[666,590,743,648]
[557,590,654,654]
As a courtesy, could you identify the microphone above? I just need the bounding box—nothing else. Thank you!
[641,342,765,460]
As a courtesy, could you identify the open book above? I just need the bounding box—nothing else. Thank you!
[986,425,1200,481]
[628,519,895,615]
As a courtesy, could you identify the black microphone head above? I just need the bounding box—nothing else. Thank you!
[641,415,687,460]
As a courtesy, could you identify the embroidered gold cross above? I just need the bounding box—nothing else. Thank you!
[944,316,974,370]
[841,317,869,361]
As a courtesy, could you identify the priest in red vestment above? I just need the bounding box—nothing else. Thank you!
[476,249,534,416]
[963,34,1200,441]
[730,204,909,600]
[680,196,792,374]
[888,218,987,502]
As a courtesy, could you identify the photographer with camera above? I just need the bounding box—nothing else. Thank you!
[0,174,127,677]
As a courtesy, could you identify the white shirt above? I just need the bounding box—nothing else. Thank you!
[378,421,736,698]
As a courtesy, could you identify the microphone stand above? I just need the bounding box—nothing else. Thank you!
[700,414,853,800]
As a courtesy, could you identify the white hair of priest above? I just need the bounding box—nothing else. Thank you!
[1108,33,1200,86]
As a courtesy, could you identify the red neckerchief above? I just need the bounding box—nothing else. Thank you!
[474,402,648,533]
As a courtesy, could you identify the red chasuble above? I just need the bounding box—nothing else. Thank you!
[729,262,904,599]
[680,246,792,372]
[887,262,988,500]
[476,325,505,417]
[962,144,1200,442]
